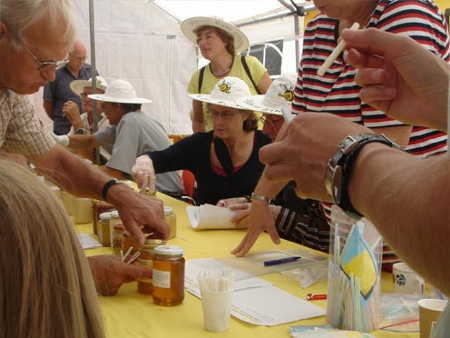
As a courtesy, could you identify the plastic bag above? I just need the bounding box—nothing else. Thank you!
[282,258,328,288]
[327,206,383,332]
[289,325,374,337]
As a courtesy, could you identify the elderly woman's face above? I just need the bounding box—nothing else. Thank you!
[196,28,229,60]
[312,0,374,20]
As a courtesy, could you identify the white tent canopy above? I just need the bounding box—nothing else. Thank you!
[33,0,315,134]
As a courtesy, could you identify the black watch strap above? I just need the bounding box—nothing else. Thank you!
[334,134,400,216]
[101,179,119,201]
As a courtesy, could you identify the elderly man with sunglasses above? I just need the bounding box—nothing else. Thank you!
[0,0,169,295]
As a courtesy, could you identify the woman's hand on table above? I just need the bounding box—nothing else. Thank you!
[131,155,156,193]
[88,255,152,296]
[231,200,281,257]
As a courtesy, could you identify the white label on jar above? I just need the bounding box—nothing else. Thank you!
[153,269,171,288]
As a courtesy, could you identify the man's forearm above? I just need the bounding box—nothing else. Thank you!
[33,145,116,200]
[349,144,450,295]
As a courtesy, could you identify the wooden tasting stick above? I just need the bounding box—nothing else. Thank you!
[317,22,360,76]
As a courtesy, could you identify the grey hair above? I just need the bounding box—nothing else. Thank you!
[0,0,77,49]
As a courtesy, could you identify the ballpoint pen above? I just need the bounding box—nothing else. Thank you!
[263,256,301,267]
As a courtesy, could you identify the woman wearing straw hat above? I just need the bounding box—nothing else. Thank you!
[182,16,272,133]
[132,76,272,205]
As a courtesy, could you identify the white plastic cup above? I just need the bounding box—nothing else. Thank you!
[418,299,448,338]
[200,289,232,332]
[393,262,424,295]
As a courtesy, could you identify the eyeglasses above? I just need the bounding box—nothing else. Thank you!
[21,41,69,72]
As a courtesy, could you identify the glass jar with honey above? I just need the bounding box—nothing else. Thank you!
[164,206,177,239]
[136,239,167,295]
[152,245,185,306]
[111,224,125,255]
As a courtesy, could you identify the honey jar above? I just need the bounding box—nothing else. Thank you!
[152,245,185,306]
[111,224,125,255]
[164,206,177,239]
[98,212,112,246]
[136,239,167,295]
[92,200,115,235]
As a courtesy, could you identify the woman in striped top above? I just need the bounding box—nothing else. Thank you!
[232,0,450,259]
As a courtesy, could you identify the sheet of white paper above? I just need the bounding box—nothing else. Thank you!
[78,233,102,249]
[186,204,237,230]
[231,286,325,326]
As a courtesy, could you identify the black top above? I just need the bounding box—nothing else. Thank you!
[146,131,271,205]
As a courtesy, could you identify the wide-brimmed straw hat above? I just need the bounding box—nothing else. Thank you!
[89,79,151,104]
[239,77,295,115]
[181,16,249,54]
[70,76,108,96]
[189,76,254,111]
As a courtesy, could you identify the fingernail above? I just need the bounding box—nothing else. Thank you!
[372,69,385,82]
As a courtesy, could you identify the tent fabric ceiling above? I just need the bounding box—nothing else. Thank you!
[153,0,312,47]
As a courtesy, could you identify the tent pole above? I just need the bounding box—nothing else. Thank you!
[88,0,100,164]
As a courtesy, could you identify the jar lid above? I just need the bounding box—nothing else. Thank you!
[110,210,119,218]
[163,206,174,215]
[99,212,112,220]
[144,238,167,247]
[154,245,183,256]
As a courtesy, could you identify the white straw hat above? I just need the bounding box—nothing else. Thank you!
[189,76,254,110]
[181,16,249,54]
[70,76,108,96]
[89,79,151,104]
[239,77,295,115]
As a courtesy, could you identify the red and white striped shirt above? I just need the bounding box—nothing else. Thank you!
[293,0,450,156]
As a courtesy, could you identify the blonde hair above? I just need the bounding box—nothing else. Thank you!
[0,160,104,338]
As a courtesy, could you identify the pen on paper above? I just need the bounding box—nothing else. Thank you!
[263,256,301,267]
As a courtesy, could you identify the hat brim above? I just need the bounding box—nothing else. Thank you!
[88,94,152,104]
[181,17,249,54]
[70,79,107,96]
[70,80,90,96]
[189,93,252,111]
[239,96,284,116]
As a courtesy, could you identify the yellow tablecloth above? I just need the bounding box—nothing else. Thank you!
[78,194,418,338]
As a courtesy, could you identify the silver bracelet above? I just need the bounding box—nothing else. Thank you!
[250,192,272,204]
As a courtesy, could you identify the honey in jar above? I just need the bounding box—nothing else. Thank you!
[152,245,185,306]
[136,239,167,295]
[164,206,177,239]
[111,224,125,255]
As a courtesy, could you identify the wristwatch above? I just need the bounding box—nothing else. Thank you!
[325,133,401,216]
[74,128,88,135]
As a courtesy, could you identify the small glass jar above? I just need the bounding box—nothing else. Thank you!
[164,206,177,240]
[121,232,139,257]
[92,201,115,235]
[111,224,125,255]
[98,212,112,246]
[136,239,167,295]
[152,245,185,306]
